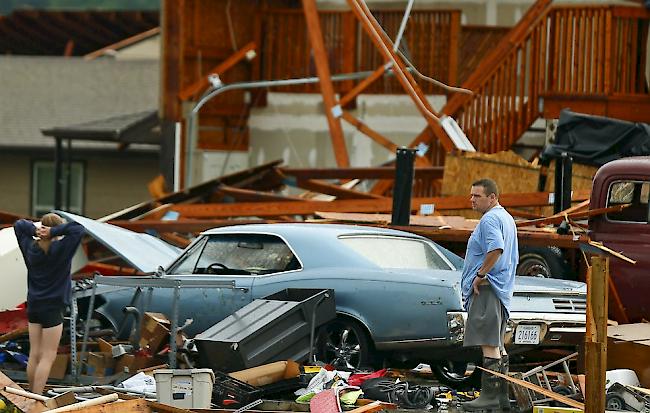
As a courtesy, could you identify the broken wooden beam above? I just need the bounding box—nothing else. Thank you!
[293,178,385,200]
[178,42,257,101]
[280,166,443,180]
[169,190,591,218]
[477,366,584,410]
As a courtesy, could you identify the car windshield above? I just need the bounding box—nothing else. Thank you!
[339,235,454,270]
[168,233,300,275]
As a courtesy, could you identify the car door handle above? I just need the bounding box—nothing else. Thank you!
[237,287,249,293]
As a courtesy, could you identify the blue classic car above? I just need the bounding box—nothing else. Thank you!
[67,215,586,386]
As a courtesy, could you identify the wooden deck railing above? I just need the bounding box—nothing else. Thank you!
[258,9,461,94]
[441,1,649,154]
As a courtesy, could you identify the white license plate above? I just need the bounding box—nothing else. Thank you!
[515,325,541,345]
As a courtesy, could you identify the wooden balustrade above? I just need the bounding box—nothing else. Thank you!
[443,2,649,155]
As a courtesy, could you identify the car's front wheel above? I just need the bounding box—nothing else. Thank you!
[314,318,373,370]
[431,360,481,389]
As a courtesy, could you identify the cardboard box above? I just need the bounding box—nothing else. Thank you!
[49,353,69,380]
[229,360,300,387]
[608,323,650,388]
[115,354,158,374]
[140,312,170,352]
[86,352,116,377]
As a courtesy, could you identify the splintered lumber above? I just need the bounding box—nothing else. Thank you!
[303,0,349,168]
[477,367,584,410]
[178,42,256,101]
[0,372,44,413]
[45,394,119,413]
[280,166,444,180]
[100,160,284,222]
[516,204,630,227]
[293,179,385,200]
[587,241,636,264]
[170,190,590,218]
[314,211,478,230]
[0,327,29,343]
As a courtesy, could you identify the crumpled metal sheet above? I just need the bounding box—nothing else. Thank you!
[57,211,181,273]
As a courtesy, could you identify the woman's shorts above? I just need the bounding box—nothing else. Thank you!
[28,307,64,328]
[463,284,508,349]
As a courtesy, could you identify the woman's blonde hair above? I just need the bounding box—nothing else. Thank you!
[41,213,65,227]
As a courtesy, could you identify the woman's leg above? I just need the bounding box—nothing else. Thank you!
[27,322,43,392]
[31,324,63,395]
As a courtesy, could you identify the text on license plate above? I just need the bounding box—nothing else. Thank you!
[515,325,541,345]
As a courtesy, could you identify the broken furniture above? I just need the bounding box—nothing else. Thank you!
[195,289,335,372]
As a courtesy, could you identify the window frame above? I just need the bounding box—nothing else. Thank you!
[167,232,304,277]
[30,159,86,217]
[338,234,456,271]
[605,179,650,224]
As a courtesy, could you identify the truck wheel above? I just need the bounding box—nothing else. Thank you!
[517,246,575,280]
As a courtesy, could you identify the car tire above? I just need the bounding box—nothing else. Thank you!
[605,394,627,411]
[431,360,481,389]
[315,318,373,370]
[517,246,575,280]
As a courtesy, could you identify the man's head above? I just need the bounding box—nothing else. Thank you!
[470,178,499,214]
[41,213,64,227]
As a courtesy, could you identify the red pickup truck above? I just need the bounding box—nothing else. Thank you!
[588,156,650,323]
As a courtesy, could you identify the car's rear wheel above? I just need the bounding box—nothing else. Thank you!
[315,318,372,370]
[431,360,481,389]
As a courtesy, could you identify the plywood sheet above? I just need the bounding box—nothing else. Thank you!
[441,151,540,218]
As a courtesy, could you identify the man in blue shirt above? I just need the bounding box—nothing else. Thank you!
[461,179,518,411]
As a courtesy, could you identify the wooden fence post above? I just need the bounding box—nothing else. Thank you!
[585,256,608,413]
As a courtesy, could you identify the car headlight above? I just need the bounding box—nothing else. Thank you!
[447,312,467,343]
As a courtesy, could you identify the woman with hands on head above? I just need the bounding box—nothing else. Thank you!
[13,213,84,395]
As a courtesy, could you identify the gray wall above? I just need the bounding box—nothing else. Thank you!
[0,153,158,219]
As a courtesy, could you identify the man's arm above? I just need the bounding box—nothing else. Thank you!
[472,249,503,295]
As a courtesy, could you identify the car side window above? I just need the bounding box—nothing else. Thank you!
[606,181,650,223]
[168,237,207,275]
[339,236,453,270]
[192,233,300,275]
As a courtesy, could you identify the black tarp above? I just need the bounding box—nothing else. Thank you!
[541,109,650,167]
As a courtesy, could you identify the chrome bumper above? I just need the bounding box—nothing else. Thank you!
[447,311,586,346]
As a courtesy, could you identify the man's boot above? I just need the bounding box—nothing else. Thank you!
[462,357,501,411]
[500,355,511,411]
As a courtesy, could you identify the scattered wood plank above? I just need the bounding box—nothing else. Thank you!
[0,327,29,344]
[293,179,385,200]
[45,394,119,413]
[516,204,630,227]
[170,190,590,219]
[0,371,44,413]
[280,166,443,180]
[477,366,584,410]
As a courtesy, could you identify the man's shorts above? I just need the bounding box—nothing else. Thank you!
[28,307,64,328]
[463,284,508,349]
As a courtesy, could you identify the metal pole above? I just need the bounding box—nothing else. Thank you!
[169,284,181,368]
[553,152,573,214]
[70,298,78,382]
[79,280,98,378]
[394,0,415,52]
[391,147,416,225]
